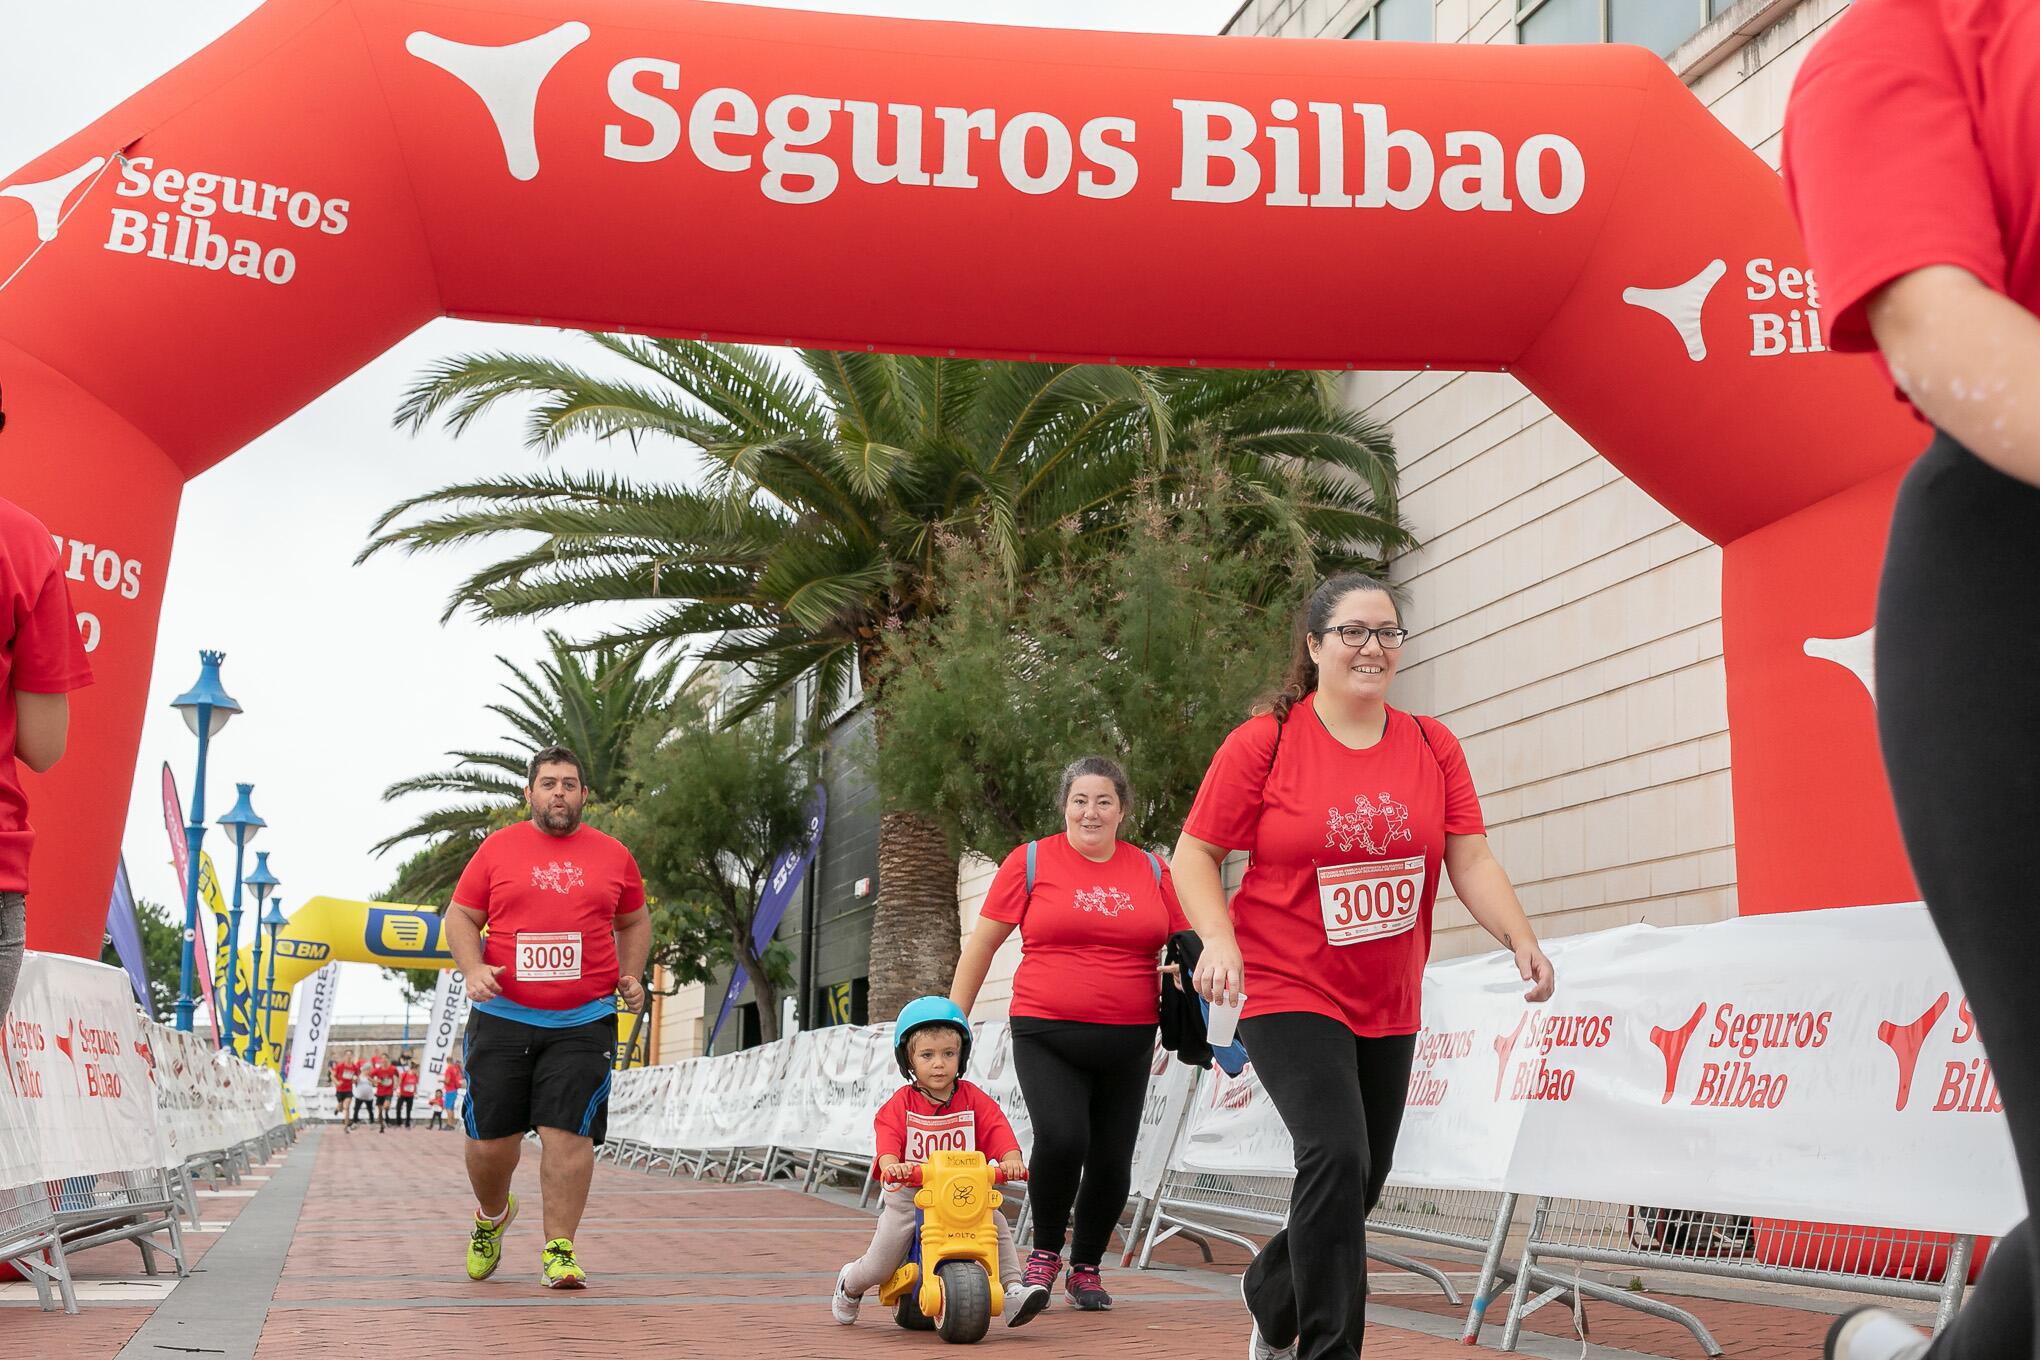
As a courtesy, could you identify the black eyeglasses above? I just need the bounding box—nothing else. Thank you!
[1316,624,1409,650]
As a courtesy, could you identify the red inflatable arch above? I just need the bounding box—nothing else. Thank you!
[1,0,1921,959]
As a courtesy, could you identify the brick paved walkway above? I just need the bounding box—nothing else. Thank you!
[2,1124,1901,1358]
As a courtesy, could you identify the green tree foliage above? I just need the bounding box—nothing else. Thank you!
[373,631,681,905]
[876,462,1305,862]
[362,339,1406,1014]
[611,693,815,1044]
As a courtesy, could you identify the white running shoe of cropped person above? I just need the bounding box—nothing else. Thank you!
[1242,1271,1297,1360]
[1825,1308,1930,1360]
[831,1266,861,1325]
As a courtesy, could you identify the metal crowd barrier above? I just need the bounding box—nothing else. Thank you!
[596,1075,1985,1354]
[1501,1199,1976,1355]
[1134,1168,1472,1312]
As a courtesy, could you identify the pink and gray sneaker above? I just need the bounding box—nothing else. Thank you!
[1065,1261,1112,1311]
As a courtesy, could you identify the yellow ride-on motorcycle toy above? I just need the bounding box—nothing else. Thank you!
[877,1151,1019,1344]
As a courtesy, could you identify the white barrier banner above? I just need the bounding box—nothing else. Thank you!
[288,964,340,1097]
[1128,1043,1198,1198]
[0,953,289,1190]
[0,954,162,1187]
[419,967,471,1096]
[1502,906,2023,1235]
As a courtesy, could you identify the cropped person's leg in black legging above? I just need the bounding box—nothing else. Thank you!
[1875,433,2040,1360]
[1237,1014,1414,1360]
[1010,1019,1155,1264]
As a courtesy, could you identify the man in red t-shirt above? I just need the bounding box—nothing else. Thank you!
[447,744,648,1290]
[0,494,93,1022]
[332,1056,358,1126]
[1786,6,2040,1358]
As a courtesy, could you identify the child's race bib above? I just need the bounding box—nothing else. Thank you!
[903,1109,976,1163]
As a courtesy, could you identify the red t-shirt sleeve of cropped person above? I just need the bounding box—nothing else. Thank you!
[453,821,647,1011]
[1781,2,2016,353]
[0,501,94,892]
[981,835,1185,1025]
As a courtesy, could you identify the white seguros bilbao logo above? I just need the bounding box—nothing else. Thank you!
[406,22,1588,213]
[1624,257,1828,362]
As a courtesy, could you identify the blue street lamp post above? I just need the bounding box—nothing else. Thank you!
[259,897,287,1064]
[216,784,266,1052]
[243,853,280,1062]
[169,652,242,1035]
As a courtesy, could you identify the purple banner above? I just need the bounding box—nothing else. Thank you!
[707,785,827,1050]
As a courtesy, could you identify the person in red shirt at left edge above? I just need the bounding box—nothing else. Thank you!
[830,997,1050,1331]
[447,744,650,1292]
[0,487,93,1023]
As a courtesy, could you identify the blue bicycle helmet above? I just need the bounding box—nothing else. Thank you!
[893,996,972,1078]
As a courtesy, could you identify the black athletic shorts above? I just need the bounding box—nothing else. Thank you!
[462,1008,615,1145]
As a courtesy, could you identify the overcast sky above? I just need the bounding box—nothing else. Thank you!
[1,0,1240,1024]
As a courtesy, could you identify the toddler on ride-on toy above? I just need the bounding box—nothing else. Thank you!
[832,998,1051,1335]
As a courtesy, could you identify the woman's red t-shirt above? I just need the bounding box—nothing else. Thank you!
[1784,0,2040,351]
[1182,696,1484,1037]
[979,834,1190,1026]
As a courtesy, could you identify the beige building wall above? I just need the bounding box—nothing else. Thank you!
[1210,0,1850,960]
[652,971,709,1062]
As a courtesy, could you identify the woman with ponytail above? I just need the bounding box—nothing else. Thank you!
[1173,572,1554,1360]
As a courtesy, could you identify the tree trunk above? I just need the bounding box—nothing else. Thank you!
[741,935,780,1045]
[868,808,962,1021]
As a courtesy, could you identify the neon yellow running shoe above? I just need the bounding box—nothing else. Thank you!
[541,1237,587,1290]
[465,1193,517,1281]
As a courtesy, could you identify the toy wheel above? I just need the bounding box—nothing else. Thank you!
[935,1260,991,1344]
[894,1288,937,1331]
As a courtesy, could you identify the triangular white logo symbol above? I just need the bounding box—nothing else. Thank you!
[1804,626,1877,704]
[0,158,107,242]
[405,23,591,183]
[1622,258,1727,362]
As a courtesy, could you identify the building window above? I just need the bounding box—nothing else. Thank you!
[1517,0,1717,57]
[1346,0,1432,42]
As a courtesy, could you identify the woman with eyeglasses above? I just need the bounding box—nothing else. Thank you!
[1172,571,1554,1360]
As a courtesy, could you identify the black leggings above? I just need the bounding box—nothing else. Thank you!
[1238,1013,1414,1360]
[1009,1018,1155,1266]
[1880,433,2040,1360]
[396,1095,415,1127]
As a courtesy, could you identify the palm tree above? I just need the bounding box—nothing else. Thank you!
[361,339,1407,1016]
[374,630,682,903]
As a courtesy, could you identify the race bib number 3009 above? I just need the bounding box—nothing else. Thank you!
[1317,856,1425,946]
[903,1109,976,1163]
[516,931,583,981]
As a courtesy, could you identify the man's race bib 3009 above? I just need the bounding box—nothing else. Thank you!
[1316,856,1425,946]
[515,931,583,981]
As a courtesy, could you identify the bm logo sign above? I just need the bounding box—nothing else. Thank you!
[366,909,451,961]
[274,938,330,962]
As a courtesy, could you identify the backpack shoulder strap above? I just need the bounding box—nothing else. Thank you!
[1410,712,1447,780]
[1142,850,1162,886]
[1024,839,1038,903]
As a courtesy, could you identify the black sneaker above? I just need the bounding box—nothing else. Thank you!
[1064,1262,1112,1311]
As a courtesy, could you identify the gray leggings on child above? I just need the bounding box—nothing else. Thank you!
[841,1184,1022,1297]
